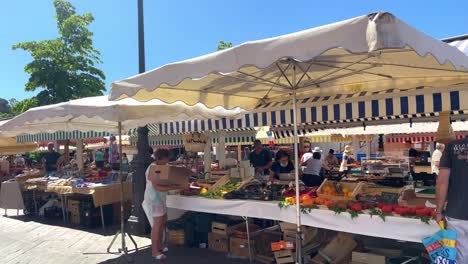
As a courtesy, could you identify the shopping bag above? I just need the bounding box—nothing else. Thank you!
[422,221,457,264]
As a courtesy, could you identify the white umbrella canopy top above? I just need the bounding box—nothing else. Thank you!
[110,12,468,110]
[0,96,245,137]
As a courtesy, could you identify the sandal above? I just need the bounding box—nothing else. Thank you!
[153,254,167,261]
[161,247,169,253]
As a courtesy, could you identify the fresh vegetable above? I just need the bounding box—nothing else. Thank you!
[381,205,393,213]
[350,204,363,212]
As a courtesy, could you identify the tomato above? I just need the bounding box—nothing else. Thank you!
[394,207,409,215]
[407,207,416,215]
[415,208,431,216]
[382,205,393,213]
[350,204,363,211]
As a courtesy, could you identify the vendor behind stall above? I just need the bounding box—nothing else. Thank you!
[339,145,357,177]
[431,143,445,175]
[404,140,419,158]
[249,140,272,175]
[323,149,339,173]
[301,147,324,186]
[42,142,61,175]
[269,150,294,181]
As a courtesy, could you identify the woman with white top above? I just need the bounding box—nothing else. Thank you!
[339,145,357,177]
[301,147,324,186]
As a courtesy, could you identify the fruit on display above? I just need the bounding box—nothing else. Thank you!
[319,181,355,198]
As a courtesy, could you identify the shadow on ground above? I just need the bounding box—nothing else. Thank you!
[98,245,250,264]
[3,212,123,236]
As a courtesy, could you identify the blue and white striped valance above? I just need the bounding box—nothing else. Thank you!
[155,87,466,133]
[16,131,112,143]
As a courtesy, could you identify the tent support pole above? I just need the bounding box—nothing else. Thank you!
[291,64,303,264]
[106,122,138,262]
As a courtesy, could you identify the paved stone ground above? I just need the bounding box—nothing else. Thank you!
[0,210,249,264]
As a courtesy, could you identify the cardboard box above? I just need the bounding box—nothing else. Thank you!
[168,229,185,246]
[208,232,229,253]
[148,164,191,186]
[352,252,386,264]
[229,237,255,258]
[310,233,357,264]
[274,250,295,264]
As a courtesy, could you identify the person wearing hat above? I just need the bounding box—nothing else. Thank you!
[339,145,357,177]
[301,146,324,186]
[42,142,61,175]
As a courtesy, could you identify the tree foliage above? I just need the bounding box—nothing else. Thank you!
[12,0,105,106]
[11,98,40,116]
[217,40,233,51]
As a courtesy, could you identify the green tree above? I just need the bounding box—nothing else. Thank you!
[11,98,39,115]
[217,40,233,51]
[12,0,105,106]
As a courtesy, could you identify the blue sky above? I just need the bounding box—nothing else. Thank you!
[1,0,466,101]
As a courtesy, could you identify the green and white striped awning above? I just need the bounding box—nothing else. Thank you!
[16,131,112,143]
[131,128,257,147]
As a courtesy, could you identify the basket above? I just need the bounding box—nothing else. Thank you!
[317,179,363,201]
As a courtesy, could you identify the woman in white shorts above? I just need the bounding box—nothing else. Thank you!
[142,148,182,261]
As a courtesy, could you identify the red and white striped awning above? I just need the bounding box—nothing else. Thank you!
[386,133,467,143]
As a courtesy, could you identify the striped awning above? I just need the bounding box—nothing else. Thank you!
[131,128,257,147]
[16,131,112,143]
[386,133,467,143]
[260,134,371,144]
[154,86,467,134]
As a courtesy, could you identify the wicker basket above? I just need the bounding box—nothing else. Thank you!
[316,179,363,201]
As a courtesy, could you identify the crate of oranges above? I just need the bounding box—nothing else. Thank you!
[317,179,364,201]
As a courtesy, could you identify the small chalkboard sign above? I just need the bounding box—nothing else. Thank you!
[380,192,399,205]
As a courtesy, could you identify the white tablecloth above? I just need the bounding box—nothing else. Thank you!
[166,195,438,243]
[0,180,24,210]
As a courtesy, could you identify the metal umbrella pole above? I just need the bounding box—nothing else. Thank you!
[107,121,138,261]
[291,65,303,264]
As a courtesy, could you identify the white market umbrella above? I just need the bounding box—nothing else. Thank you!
[0,95,244,258]
[0,96,244,136]
[109,12,468,262]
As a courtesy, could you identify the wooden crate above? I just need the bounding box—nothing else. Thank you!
[212,221,238,236]
[361,184,404,196]
[208,232,229,253]
[67,199,80,215]
[255,254,275,264]
[70,213,80,224]
[317,179,363,201]
[168,229,185,246]
[229,237,255,258]
[211,175,231,190]
[274,250,295,264]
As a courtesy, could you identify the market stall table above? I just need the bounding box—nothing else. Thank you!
[46,182,133,228]
[166,195,438,243]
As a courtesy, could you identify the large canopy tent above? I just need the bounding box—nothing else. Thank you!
[0,120,38,155]
[0,95,244,257]
[109,12,468,261]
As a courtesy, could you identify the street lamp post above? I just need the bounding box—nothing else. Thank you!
[127,0,151,236]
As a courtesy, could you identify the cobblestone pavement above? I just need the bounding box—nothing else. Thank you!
[0,210,248,264]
